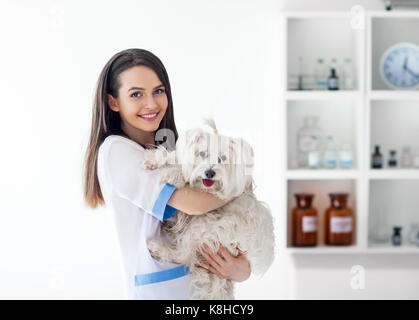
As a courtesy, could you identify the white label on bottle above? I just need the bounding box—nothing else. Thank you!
[302,216,317,233]
[330,217,352,234]
[328,78,339,89]
[308,152,320,167]
[339,152,353,168]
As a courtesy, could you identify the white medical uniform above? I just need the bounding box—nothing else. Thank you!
[97,134,191,300]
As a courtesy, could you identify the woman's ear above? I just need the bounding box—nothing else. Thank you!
[107,94,119,112]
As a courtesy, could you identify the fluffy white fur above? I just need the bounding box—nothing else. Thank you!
[142,122,275,300]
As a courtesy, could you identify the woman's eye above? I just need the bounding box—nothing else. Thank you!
[154,88,165,94]
[199,151,207,158]
[130,91,142,98]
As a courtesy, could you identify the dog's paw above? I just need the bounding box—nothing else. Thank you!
[160,166,186,188]
[142,150,159,170]
[147,239,163,261]
[143,158,159,170]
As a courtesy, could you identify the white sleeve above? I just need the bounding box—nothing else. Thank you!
[103,138,177,222]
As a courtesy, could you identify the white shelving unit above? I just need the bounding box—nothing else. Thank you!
[282,10,419,255]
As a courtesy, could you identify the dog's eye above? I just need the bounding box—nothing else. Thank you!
[218,155,227,163]
[199,151,207,158]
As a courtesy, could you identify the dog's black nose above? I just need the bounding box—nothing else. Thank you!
[204,169,216,179]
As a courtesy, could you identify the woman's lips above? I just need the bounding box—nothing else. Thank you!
[138,111,159,122]
[203,179,215,187]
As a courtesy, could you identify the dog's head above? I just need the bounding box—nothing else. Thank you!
[175,127,254,200]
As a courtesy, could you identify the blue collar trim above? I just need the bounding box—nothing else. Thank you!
[135,265,190,286]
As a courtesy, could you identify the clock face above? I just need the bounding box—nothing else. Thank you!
[380,42,419,89]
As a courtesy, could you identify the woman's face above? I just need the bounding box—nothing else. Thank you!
[108,65,168,133]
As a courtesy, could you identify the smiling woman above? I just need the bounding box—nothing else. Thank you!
[107,65,169,147]
[82,48,251,300]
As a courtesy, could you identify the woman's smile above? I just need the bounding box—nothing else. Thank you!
[138,111,160,121]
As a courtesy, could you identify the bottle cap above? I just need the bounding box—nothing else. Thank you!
[393,226,402,233]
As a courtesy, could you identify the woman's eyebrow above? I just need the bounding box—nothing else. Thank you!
[127,84,164,92]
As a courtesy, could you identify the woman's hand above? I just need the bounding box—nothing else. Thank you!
[196,243,251,282]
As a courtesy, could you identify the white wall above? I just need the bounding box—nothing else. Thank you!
[0,0,417,299]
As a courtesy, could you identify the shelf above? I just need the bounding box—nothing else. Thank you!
[286,15,362,91]
[367,243,419,254]
[285,246,361,254]
[284,11,353,19]
[286,244,419,254]
[286,90,361,101]
[286,169,360,180]
[369,16,419,90]
[284,10,419,256]
[369,11,419,19]
[369,169,419,180]
[369,90,419,100]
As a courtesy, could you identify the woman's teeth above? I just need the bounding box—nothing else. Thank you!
[138,112,159,121]
[140,112,158,118]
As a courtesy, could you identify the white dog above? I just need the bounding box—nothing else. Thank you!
[143,120,275,300]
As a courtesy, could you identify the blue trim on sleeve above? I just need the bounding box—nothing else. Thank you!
[152,183,177,222]
[135,265,191,286]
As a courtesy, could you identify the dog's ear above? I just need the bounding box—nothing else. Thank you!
[229,138,254,168]
[176,128,206,165]
[191,128,206,145]
[241,139,254,177]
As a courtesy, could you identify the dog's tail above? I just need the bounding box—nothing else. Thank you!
[203,117,218,135]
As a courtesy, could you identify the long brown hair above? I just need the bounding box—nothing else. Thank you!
[83,48,179,208]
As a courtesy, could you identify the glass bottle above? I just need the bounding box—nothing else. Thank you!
[339,143,354,169]
[308,136,321,169]
[388,150,397,168]
[325,193,354,246]
[412,148,419,168]
[392,226,402,246]
[371,145,383,169]
[368,205,390,244]
[327,68,339,90]
[297,116,323,169]
[408,223,419,245]
[323,135,337,169]
[314,58,328,90]
[297,56,304,90]
[401,147,412,168]
[292,194,318,247]
[330,58,341,79]
[342,57,355,90]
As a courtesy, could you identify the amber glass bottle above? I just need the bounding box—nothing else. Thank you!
[325,193,353,245]
[292,193,318,246]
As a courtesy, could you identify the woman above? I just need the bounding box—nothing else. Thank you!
[83,48,250,299]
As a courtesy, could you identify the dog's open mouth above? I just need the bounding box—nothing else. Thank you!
[202,178,215,187]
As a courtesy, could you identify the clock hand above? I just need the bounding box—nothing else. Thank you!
[405,65,419,78]
[403,57,408,70]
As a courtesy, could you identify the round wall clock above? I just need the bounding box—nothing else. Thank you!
[380,42,419,90]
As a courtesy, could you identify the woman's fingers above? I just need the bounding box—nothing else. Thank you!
[217,245,233,262]
[236,244,248,255]
[197,262,223,278]
[201,244,224,269]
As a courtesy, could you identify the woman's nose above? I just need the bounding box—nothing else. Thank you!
[205,169,216,179]
[143,94,157,109]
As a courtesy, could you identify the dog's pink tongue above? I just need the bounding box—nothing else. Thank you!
[203,179,214,187]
